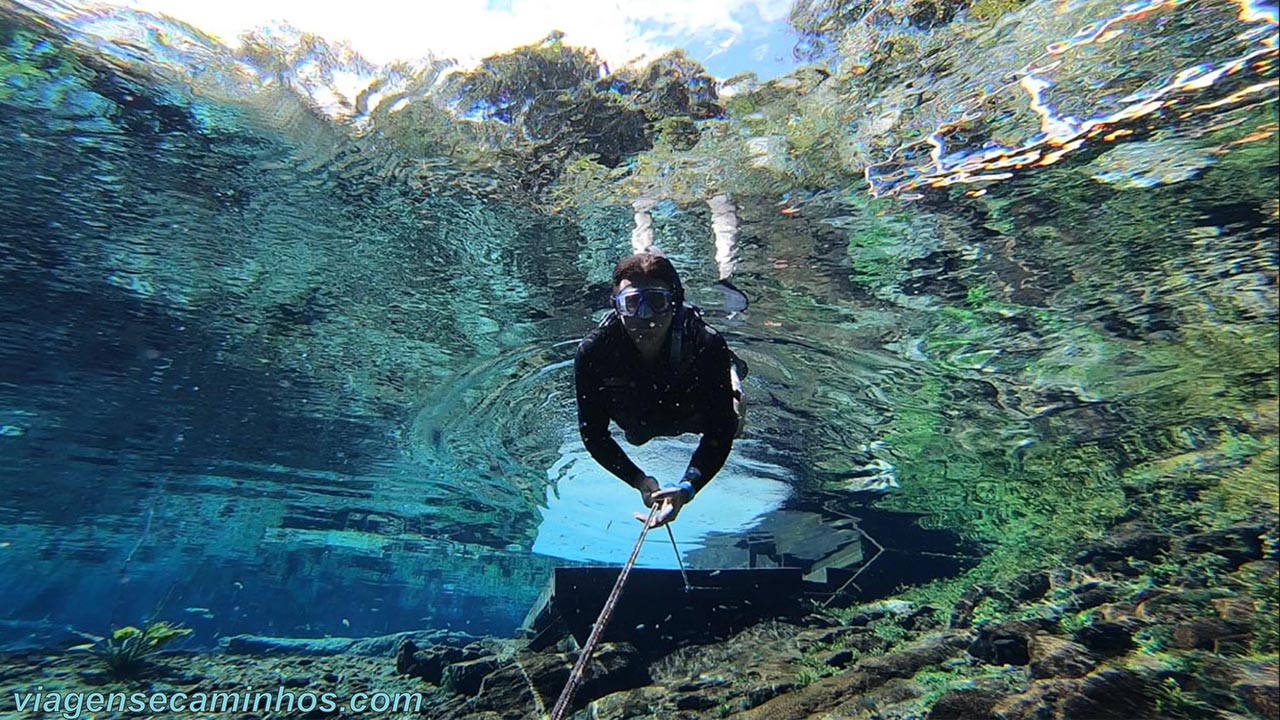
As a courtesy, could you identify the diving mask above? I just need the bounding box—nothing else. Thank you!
[612,287,675,317]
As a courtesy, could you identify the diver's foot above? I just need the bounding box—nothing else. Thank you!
[713,279,750,316]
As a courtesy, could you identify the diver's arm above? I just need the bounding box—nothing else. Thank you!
[575,341,647,488]
[681,337,738,496]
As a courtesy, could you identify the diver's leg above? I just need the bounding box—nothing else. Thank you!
[707,194,750,317]
[632,198,657,254]
[731,363,746,438]
[707,194,739,280]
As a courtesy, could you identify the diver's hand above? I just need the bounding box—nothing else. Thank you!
[634,485,689,528]
[637,475,660,507]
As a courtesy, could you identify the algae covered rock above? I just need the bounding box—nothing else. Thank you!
[1027,635,1097,679]
[468,643,649,717]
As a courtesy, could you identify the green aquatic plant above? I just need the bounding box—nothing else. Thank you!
[913,667,977,709]
[1152,676,1218,719]
[1146,552,1233,589]
[909,664,1028,716]
[71,622,192,677]
[871,619,911,645]
[964,283,992,307]
[1,28,95,104]
[795,663,838,688]
[1058,609,1098,636]
[968,0,1031,25]
[1226,555,1280,656]
[1201,438,1279,524]
[1121,428,1279,534]
[1135,626,1175,656]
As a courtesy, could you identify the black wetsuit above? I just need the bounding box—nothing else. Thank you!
[574,307,739,494]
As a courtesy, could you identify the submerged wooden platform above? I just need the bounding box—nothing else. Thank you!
[521,566,807,654]
[520,505,984,653]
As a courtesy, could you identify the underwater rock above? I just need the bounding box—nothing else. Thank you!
[844,599,917,627]
[1177,523,1268,568]
[1062,581,1124,611]
[1135,589,1225,625]
[1232,662,1280,719]
[394,639,487,684]
[1028,635,1097,679]
[735,632,972,719]
[1232,559,1279,586]
[993,668,1154,720]
[1171,618,1251,652]
[220,630,479,658]
[350,630,480,656]
[1211,597,1257,625]
[949,585,989,629]
[442,655,503,696]
[1087,139,1218,189]
[925,684,1007,720]
[0,620,82,653]
[1071,621,1136,656]
[902,605,943,632]
[1090,601,1139,624]
[588,685,669,720]
[1074,522,1171,571]
[821,648,857,669]
[674,692,721,711]
[967,619,1056,667]
[1060,669,1157,719]
[469,643,648,717]
[219,635,357,656]
[641,621,818,712]
[1008,571,1052,602]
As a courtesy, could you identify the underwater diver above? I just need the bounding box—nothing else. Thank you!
[575,252,747,529]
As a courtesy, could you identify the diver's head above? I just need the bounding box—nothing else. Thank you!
[611,252,683,351]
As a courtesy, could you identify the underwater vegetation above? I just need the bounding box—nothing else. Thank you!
[69,622,192,678]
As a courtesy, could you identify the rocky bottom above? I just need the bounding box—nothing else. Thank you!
[2,521,1276,720]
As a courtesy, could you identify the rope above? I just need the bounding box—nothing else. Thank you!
[666,525,692,592]
[550,504,659,720]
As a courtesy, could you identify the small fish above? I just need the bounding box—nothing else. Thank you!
[635,624,646,630]
[233,581,244,590]
[184,607,212,615]
[341,618,350,628]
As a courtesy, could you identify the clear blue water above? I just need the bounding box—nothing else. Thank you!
[1,0,1276,662]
